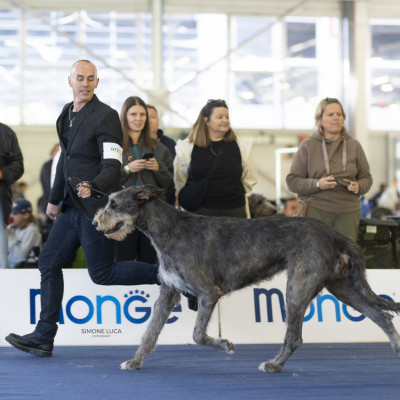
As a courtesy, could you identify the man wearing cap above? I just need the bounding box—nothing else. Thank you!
[6,60,159,358]
[0,122,24,269]
[7,198,42,268]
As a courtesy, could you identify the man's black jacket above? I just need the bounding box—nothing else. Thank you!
[50,95,123,219]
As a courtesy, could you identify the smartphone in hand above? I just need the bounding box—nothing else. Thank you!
[334,177,350,187]
[141,152,155,160]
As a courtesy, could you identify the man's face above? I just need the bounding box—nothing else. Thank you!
[147,107,159,139]
[68,61,99,107]
[283,199,298,217]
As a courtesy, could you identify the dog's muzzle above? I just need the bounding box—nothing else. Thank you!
[104,221,124,234]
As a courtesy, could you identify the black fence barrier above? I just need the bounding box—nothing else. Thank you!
[357,217,400,269]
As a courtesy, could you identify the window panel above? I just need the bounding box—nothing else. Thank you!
[370,21,400,130]
[233,72,276,105]
[231,16,275,64]
[0,8,153,125]
[96,68,148,113]
[369,66,400,130]
[229,17,321,129]
[163,14,228,127]
[0,8,344,130]
[283,67,318,129]
[23,67,70,124]
[286,21,316,58]
[0,9,20,123]
[372,24,400,60]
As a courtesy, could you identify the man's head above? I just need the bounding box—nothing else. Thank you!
[10,198,34,229]
[146,105,160,140]
[283,197,298,217]
[68,60,99,109]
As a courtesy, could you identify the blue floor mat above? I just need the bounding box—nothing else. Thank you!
[1,343,399,400]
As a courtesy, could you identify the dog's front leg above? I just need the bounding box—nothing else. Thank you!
[193,298,234,354]
[120,285,180,370]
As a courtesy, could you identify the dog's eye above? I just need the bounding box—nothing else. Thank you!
[109,199,117,209]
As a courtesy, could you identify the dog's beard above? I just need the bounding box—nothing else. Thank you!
[94,212,137,241]
[105,226,135,241]
[104,224,136,242]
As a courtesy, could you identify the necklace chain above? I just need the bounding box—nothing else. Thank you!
[68,104,77,128]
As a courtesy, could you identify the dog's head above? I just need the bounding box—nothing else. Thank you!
[247,193,277,218]
[93,185,163,241]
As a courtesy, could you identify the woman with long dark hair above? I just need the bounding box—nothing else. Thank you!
[117,96,173,263]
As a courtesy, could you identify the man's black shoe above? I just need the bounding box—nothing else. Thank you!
[5,332,53,357]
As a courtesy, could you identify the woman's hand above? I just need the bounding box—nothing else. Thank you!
[127,158,159,173]
[345,179,359,194]
[128,159,147,173]
[317,176,359,194]
[144,158,159,172]
[318,175,337,190]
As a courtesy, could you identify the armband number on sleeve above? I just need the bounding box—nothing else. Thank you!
[103,142,122,163]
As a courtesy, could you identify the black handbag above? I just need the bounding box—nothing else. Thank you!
[178,150,222,212]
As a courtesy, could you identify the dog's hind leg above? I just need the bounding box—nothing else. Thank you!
[120,285,180,370]
[328,280,400,354]
[193,297,234,353]
[259,274,323,373]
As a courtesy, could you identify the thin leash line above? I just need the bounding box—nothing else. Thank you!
[68,176,109,198]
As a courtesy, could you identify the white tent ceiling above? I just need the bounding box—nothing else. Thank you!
[1,0,400,19]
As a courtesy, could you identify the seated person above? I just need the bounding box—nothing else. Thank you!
[7,198,42,268]
[282,197,299,217]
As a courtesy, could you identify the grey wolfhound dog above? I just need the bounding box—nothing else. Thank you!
[93,185,400,372]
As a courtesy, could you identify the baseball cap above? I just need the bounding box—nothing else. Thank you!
[11,198,33,214]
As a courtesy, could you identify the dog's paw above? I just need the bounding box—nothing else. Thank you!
[258,361,283,373]
[120,359,142,370]
[216,338,234,354]
[224,340,234,354]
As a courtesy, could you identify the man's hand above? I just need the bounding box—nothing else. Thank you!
[46,203,61,221]
[77,181,92,198]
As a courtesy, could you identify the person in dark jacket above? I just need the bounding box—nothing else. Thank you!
[0,122,24,268]
[146,104,177,206]
[38,143,60,242]
[6,60,159,358]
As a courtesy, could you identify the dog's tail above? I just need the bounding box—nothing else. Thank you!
[345,239,400,314]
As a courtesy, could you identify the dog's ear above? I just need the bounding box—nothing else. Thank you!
[136,185,165,202]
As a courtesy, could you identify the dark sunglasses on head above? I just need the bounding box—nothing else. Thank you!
[324,97,339,103]
[207,98,226,105]
[205,99,227,112]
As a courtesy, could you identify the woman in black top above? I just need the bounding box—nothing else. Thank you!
[174,99,256,218]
